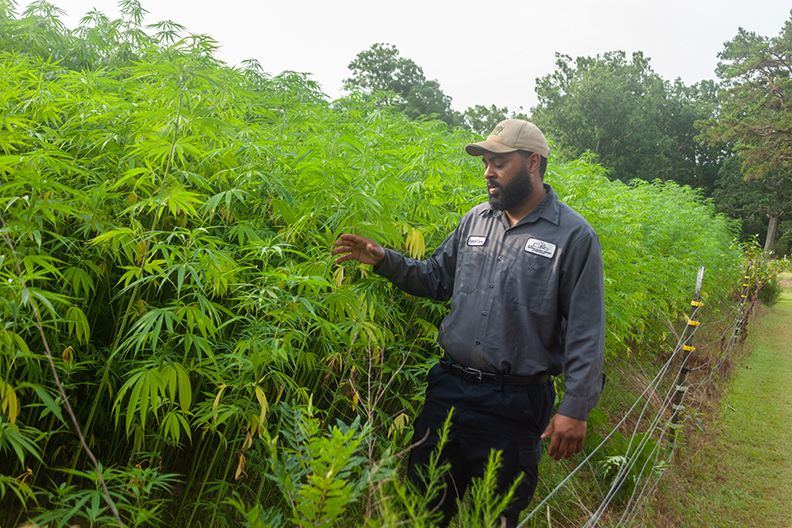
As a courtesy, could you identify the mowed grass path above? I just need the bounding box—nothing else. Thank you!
[669,275,792,527]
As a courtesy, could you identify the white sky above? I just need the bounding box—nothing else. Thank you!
[21,0,792,113]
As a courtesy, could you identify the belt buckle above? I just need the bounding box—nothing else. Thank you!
[463,366,483,381]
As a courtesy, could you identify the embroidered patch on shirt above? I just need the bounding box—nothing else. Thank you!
[467,236,487,246]
[524,238,556,258]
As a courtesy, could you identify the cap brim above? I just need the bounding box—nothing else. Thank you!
[464,140,519,157]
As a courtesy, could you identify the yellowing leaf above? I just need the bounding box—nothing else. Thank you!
[212,384,226,423]
[254,385,268,433]
[333,266,344,287]
[0,380,20,423]
[405,227,426,259]
[235,451,246,480]
[62,346,74,365]
[388,412,411,439]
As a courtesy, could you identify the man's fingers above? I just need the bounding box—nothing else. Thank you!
[541,421,554,440]
[543,414,587,461]
[548,436,567,461]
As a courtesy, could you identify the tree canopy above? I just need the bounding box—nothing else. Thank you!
[699,13,792,178]
[344,43,458,126]
[699,10,792,250]
[532,52,726,193]
[344,43,529,134]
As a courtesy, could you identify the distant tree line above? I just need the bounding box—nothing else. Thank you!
[345,15,792,254]
[343,43,525,134]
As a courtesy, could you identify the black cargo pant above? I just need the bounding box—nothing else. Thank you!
[407,360,555,528]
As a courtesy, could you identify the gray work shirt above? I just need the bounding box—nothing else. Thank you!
[374,184,605,421]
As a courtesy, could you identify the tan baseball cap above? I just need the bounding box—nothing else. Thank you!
[465,119,550,158]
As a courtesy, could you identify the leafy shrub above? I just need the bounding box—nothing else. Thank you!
[758,276,783,306]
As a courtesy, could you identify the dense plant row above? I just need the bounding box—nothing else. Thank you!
[0,3,743,526]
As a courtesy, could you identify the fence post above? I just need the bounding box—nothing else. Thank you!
[667,266,705,443]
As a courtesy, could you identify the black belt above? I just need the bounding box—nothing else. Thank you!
[440,358,550,386]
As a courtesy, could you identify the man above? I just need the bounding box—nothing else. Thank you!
[332,119,605,527]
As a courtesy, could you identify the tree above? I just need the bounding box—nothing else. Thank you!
[698,12,792,251]
[712,154,792,249]
[532,52,725,191]
[657,79,727,195]
[532,52,668,182]
[344,43,459,126]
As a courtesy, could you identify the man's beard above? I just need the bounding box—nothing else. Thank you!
[488,161,533,211]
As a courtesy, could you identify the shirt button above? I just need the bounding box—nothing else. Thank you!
[489,284,494,288]
[530,265,535,270]
[482,311,487,316]
[497,256,502,261]
[475,340,481,345]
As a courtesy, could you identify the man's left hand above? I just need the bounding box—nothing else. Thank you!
[541,414,587,461]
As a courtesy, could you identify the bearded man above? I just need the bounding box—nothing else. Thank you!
[332,119,605,528]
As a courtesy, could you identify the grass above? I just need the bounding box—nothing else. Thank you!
[651,273,792,527]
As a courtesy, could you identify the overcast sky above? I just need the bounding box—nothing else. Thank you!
[21,0,792,113]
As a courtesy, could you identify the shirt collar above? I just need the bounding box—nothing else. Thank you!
[479,183,561,227]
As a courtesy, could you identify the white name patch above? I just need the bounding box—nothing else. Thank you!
[524,238,556,258]
[467,236,487,246]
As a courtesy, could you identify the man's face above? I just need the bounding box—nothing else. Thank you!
[482,151,534,211]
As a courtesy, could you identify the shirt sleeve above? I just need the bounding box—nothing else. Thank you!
[372,228,459,302]
[555,231,606,421]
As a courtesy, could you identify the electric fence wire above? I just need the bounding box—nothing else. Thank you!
[517,316,698,528]
[542,306,720,527]
[684,309,743,378]
[615,434,677,528]
[602,305,750,527]
[686,296,751,410]
[624,294,754,527]
[686,324,743,416]
[694,299,745,327]
[581,305,706,523]
[582,322,703,527]
[691,302,745,358]
[606,297,752,527]
[608,277,755,526]
[517,279,755,527]
[612,391,690,528]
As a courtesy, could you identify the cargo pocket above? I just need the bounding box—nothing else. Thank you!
[518,443,543,468]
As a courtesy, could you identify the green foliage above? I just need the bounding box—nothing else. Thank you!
[758,276,783,306]
[455,449,521,527]
[533,51,726,192]
[344,43,459,126]
[711,154,792,247]
[30,465,180,528]
[775,219,792,256]
[261,404,370,527]
[548,160,741,351]
[743,238,792,306]
[0,2,744,526]
[698,13,792,251]
[699,11,792,179]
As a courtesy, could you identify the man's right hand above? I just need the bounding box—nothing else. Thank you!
[332,234,385,266]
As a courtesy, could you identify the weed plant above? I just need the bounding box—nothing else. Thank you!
[0,2,748,526]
